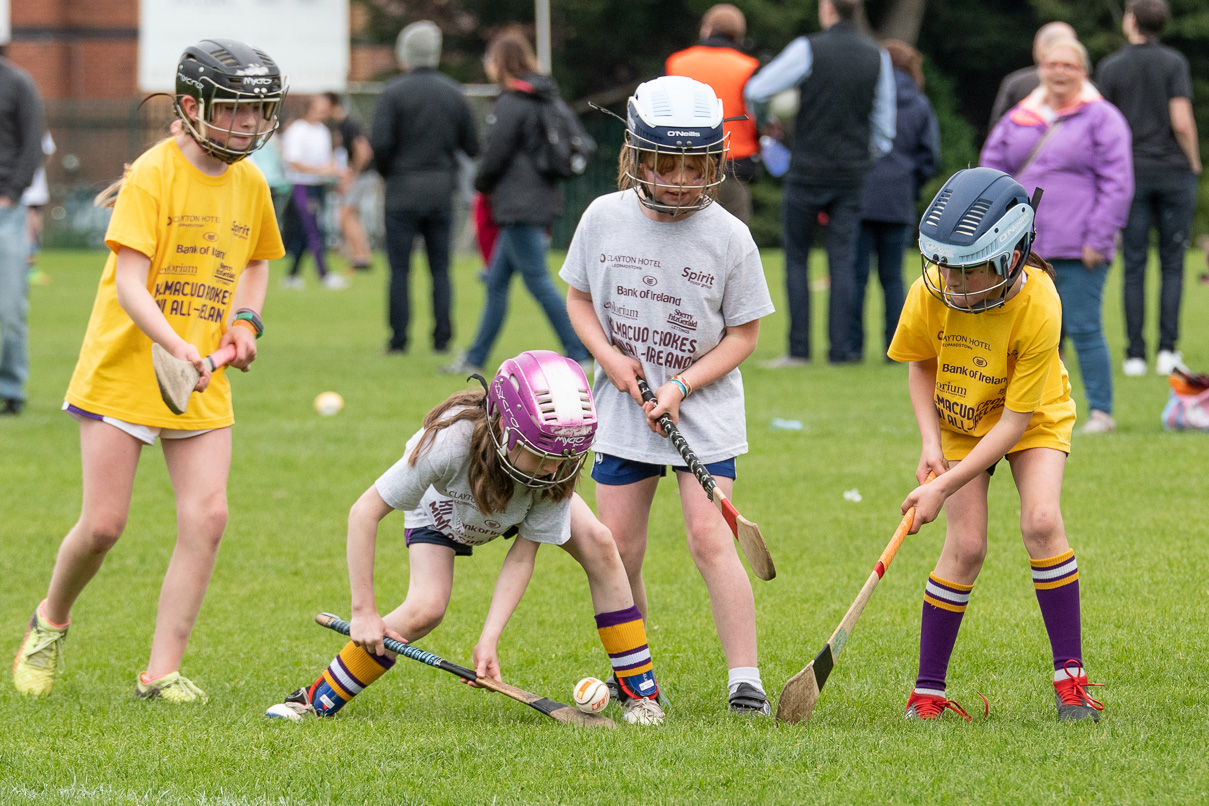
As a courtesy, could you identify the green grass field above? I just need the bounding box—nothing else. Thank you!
[2,247,1207,805]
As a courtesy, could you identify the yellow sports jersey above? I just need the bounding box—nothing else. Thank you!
[66,138,284,429]
[888,265,1076,460]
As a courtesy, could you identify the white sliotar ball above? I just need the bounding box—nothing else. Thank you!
[314,391,344,416]
[573,677,610,714]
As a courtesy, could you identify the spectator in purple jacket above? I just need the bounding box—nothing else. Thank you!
[981,38,1133,435]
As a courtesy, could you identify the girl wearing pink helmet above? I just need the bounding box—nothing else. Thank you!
[265,350,664,725]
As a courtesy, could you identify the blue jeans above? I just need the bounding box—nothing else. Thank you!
[781,182,863,362]
[1120,172,1197,358]
[0,206,30,402]
[1052,258,1113,415]
[851,221,909,358]
[465,224,588,368]
[384,207,453,351]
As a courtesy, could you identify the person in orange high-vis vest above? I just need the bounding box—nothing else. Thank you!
[666,4,760,223]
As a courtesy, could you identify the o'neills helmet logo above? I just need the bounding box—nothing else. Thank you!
[666,130,699,137]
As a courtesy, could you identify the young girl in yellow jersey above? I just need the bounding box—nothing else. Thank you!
[889,168,1103,723]
[12,39,287,702]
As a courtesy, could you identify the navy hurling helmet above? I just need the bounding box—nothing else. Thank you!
[918,167,1038,313]
[623,76,728,215]
[174,39,287,164]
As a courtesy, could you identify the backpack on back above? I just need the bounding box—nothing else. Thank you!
[533,97,596,179]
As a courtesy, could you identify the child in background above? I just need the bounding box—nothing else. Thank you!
[562,76,775,714]
[266,351,665,725]
[13,39,286,702]
[889,167,1104,722]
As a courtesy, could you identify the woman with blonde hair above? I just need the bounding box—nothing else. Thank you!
[981,37,1133,434]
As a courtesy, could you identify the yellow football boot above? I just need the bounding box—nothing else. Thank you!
[134,671,208,703]
[13,605,69,696]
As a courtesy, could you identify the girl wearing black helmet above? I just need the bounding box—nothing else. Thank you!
[12,40,286,703]
[888,167,1104,723]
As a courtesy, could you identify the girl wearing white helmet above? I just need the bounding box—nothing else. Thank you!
[265,351,664,725]
[890,167,1103,723]
[561,76,776,714]
[12,39,286,704]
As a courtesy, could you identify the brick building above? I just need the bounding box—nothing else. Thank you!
[6,0,392,217]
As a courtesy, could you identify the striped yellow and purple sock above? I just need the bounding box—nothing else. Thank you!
[307,641,396,716]
[914,573,974,695]
[595,606,659,700]
[1031,549,1084,677]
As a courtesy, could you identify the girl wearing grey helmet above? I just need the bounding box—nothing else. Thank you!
[888,167,1103,724]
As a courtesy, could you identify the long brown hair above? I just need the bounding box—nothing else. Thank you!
[1025,250,1055,279]
[484,29,538,87]
[407,389,578,516]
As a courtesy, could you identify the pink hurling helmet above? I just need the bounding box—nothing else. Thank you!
[486,350,598,488]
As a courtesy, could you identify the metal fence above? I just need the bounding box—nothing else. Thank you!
[40,86,626,253]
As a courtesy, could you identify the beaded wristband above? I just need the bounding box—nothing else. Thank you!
[233,308,264,339]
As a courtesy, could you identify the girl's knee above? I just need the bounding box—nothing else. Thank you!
[948,533,987,571]
[180,499,229,552]
[409,599,448,634]
[1021,507,1065,553]
[79,515,127,553]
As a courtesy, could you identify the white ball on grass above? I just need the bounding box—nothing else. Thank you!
[573,676,610,714]
[314,391,344,416]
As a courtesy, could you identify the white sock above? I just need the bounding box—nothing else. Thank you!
[727,667,764,696]
[1054,665,1085,682]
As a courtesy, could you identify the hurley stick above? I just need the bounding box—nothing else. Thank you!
[635,377,775,581]
[152,342,237,415]
[315,613,615,728]
[776,472,937,724]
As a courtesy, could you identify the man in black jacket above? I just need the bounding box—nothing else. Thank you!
[746,0,895,365]
[0,52,44,415]
[371,21,479,354]
[1097,0,1201,376]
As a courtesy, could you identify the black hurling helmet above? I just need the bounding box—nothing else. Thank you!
[174,39,287,164]
[918,167,1038,313]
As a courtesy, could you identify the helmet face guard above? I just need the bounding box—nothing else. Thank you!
[918,167,1038,313]
[486,351,598,488]
[175,39,287,164]
[624,76,728,216]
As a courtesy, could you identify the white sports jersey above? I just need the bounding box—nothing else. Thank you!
[559,190,774,464]
[375,415,571,546]
[280,119,333,186]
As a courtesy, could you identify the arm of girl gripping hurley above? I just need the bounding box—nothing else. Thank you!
[152,342,238,415]
[314,613,615,728]
[635,377,775,581]
[776,472,936,724]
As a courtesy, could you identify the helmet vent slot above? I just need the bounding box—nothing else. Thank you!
[922,189,951,227]
[535,391,558,422]
[954,199,992,237]
[208,46,241,68]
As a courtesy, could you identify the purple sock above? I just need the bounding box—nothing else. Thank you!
[914,573,974,694]
[1031,549,1083,673]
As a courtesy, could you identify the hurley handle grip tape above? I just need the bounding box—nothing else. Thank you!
[635,377,717,499]
[315,613,477,681]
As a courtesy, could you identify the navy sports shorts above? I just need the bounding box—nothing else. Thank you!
[405,527,473,556]
[591,452,737,486]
